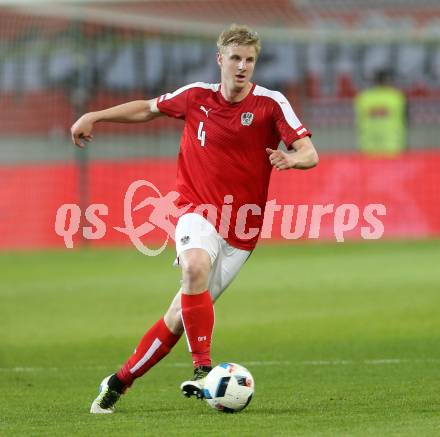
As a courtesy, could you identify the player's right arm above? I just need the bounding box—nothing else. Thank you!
[71,98,163,148]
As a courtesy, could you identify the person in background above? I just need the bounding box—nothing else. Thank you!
[354,70,407,156]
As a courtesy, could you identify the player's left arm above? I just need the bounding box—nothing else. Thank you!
[266,136,319,171]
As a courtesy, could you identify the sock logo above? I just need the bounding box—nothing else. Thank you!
[198,336,207,342]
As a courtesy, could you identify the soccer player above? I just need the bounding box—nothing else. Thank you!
[70,24,318,414]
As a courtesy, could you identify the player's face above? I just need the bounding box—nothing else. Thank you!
[217,44,257,92]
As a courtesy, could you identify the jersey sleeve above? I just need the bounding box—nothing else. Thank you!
[272,93,311,150]
[156,84,193,119]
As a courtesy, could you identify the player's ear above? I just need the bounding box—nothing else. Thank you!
[216,51,222,67]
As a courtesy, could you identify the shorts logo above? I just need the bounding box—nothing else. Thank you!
[180,235,190,245]
[241,112,254,126]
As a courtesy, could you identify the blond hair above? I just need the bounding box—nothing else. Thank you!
[217,24,261,58]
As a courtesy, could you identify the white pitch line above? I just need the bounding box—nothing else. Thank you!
[241,361,291,366]
[0,365,109,372]
[364,359,405,364]
[1,358,439,373]
[302,358,440,366]
[0,366,60,372]
[301,360,353,366]
[165,361,292,368]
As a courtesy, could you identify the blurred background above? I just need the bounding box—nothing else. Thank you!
[0,0,439,249]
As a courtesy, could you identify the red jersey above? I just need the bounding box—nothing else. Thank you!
[157,82,311,250]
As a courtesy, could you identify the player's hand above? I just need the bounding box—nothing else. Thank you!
[266,148,295,171]
[70,114,94,148]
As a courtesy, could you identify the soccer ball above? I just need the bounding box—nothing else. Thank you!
[202,363,254,413]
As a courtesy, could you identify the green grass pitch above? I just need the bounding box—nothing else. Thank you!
[1,240,439,436]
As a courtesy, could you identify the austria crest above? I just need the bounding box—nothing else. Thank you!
[241,112,254,126]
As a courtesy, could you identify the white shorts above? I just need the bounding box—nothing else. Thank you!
[174,213,251,301]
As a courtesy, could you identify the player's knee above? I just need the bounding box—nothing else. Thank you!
[182,261,209,284]
[181,254,210,285]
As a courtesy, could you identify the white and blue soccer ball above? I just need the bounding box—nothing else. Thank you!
[203,363,254,413]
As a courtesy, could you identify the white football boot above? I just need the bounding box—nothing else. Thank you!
[180,366,212,399]
[90,375,122,414]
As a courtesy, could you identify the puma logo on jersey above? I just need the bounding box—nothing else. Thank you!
[200,106,212,118]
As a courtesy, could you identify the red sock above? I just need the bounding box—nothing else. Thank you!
[117,318,181,386]
[181,290,214,368]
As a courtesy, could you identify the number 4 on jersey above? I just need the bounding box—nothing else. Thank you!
[197,121,206,147]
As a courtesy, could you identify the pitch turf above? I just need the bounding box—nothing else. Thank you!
[1,240,439,436]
